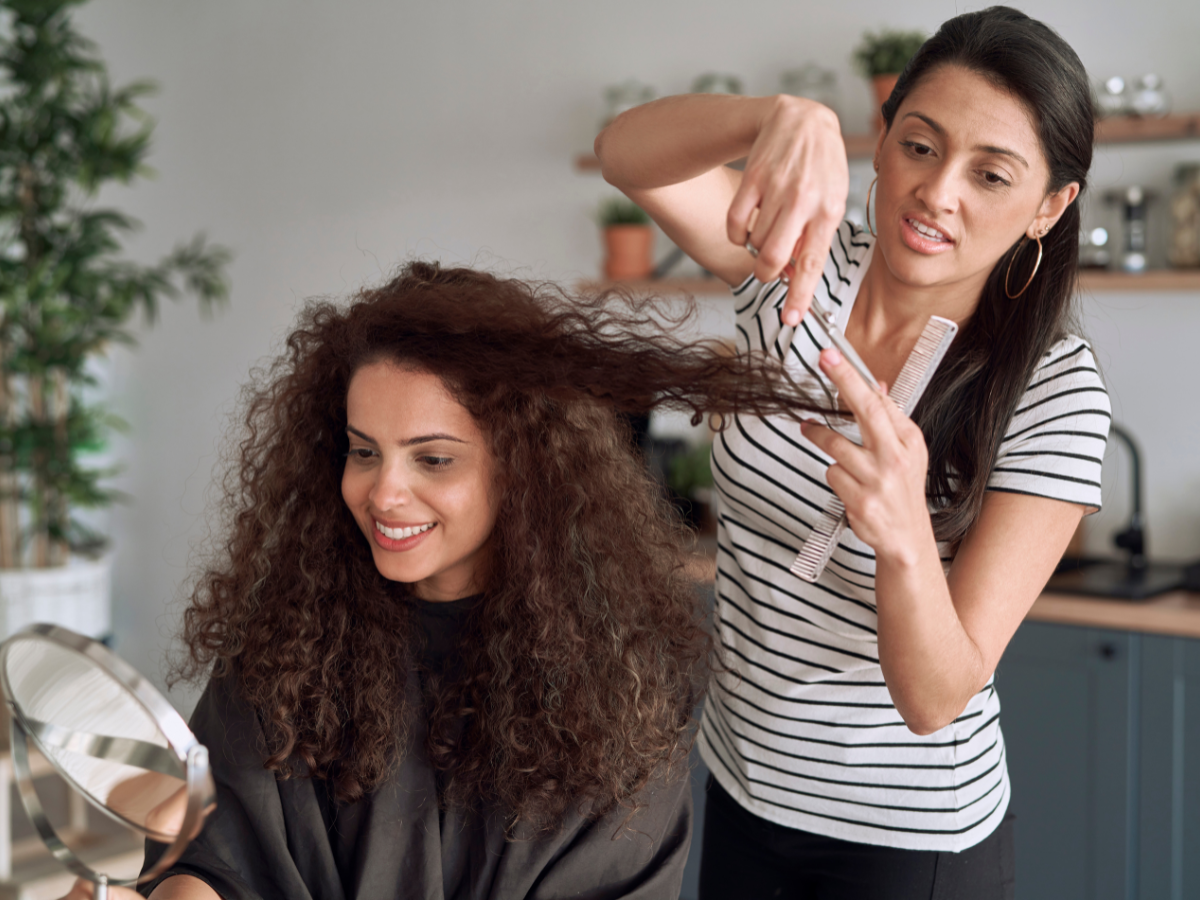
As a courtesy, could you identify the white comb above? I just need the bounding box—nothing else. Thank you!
[789,314,959,583]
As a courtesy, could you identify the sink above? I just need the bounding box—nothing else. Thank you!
[1047,556,1187,601]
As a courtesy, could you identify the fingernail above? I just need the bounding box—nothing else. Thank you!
[783,309,799,326]
[823,347,843,366]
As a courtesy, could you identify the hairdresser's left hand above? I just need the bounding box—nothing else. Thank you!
[799,347,935,565]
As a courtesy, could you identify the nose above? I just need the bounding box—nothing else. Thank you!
[913,160,960,216]
[369,459,414,512]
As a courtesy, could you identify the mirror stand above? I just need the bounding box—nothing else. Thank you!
[0,624,215,896]
[11,714,123,898]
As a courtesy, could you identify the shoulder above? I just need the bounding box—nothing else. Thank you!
[1009,334,1110,429]
[188,672,270,769]
[989,335,1111,510]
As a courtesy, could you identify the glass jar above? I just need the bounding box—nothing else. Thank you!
[1095,76,1129,118]
[691,72,743,95]
[602,80,656,127]
[781,64,840,119]
[1130,73,1170,117]
[1169,163,1200,268]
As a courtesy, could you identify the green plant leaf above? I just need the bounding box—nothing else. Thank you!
[0,0,233,559]
[852,29,927,78]
[596,196,651,227]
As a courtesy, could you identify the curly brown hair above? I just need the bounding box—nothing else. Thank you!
[178,262,807,828]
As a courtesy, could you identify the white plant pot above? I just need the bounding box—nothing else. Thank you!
[0,554,112,641]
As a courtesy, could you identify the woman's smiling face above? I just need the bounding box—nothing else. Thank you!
[341,361,500,601]
[872,63,1077,294]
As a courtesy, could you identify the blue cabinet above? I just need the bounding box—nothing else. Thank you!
[996,621,1200,899]
[1136,634,1200,899]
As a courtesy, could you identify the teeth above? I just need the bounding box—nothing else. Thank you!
[376,521,434,540]
[909,219,948,241]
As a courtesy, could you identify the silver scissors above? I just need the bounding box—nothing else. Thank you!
[801,297,881,394]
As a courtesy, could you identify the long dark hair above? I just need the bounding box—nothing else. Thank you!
[178,262,809,828]
[880,6,1094,541]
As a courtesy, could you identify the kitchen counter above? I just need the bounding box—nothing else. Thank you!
[1028,589,1200,639]
[685,546,1200,639]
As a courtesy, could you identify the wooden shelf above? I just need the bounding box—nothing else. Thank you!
[842,133,880,159]
[579,270,1200,296]
[577,277,729,296]
[1094,113,1200,146]
[1080,268,1200,291]
[577,112,1200,171]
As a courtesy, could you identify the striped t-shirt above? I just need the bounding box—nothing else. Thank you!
[698,221,1111,852]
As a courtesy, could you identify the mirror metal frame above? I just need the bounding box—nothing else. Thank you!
[0,623,215,892]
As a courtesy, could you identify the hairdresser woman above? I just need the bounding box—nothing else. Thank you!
[596,7,1109,898]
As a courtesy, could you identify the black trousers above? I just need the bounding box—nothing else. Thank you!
[698,776,1015,900]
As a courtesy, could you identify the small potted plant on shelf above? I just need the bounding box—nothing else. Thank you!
[597,197,654,280]
[0,0,231,640]
[853,28,927,131]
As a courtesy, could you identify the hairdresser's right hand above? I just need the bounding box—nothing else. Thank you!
[726,96,849,326]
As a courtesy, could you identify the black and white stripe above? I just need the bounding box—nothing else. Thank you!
[701,221,1110,852]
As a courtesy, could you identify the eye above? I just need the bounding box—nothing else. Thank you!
[979,170,1012,188]
[344,447,377,463]
[899,140,935,157]
[420,455,453,469]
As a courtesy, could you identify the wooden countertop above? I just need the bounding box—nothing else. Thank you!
[1027,590,1200,640]
[686,548,1200,639]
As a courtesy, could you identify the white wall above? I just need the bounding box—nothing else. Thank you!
[67,0,1200,709]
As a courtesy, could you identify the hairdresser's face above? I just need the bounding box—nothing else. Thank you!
[872,64,1077,294]
[342,363,500,601]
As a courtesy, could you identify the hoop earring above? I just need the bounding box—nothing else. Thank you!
[1004,232,1043,299]
[864,177,878,237]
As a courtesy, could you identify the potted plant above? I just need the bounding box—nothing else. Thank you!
[666,440,715,534]
[852,29,927,131]
[0,0,231,640]
[597,197,654,281]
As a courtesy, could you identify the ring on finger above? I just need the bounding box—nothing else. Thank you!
[780,256,798,285]
[744,239,759,258]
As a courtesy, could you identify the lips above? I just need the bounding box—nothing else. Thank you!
[376,520,434,540]
[371,519,437,551]
[905,217,952,243]
[900,215,956,255]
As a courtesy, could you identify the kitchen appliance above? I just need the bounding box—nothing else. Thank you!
[1107,186,1152,273]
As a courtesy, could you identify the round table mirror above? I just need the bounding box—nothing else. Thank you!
[0,624,215,899]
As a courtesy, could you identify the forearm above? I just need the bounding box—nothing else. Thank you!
[874,531,988,736]
[594,94,779,191]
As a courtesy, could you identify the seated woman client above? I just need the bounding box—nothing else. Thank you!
[61,263,808,900]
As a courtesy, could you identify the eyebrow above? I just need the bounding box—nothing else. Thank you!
[901,112,1030,169]
[346,425,467,446]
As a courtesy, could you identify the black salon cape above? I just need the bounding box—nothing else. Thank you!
[141,651,693,898]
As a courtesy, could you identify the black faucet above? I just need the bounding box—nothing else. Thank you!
[1108,423,1146,571]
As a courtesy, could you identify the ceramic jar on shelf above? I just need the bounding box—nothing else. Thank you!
[1169,162,1200,268]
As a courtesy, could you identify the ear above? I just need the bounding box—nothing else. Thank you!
[872,128,887,172]
[1029,181,1080,239]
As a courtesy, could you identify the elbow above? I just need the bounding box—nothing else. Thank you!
[901,713,955,737]
[593,126,617,186]
[894,695,965,737]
